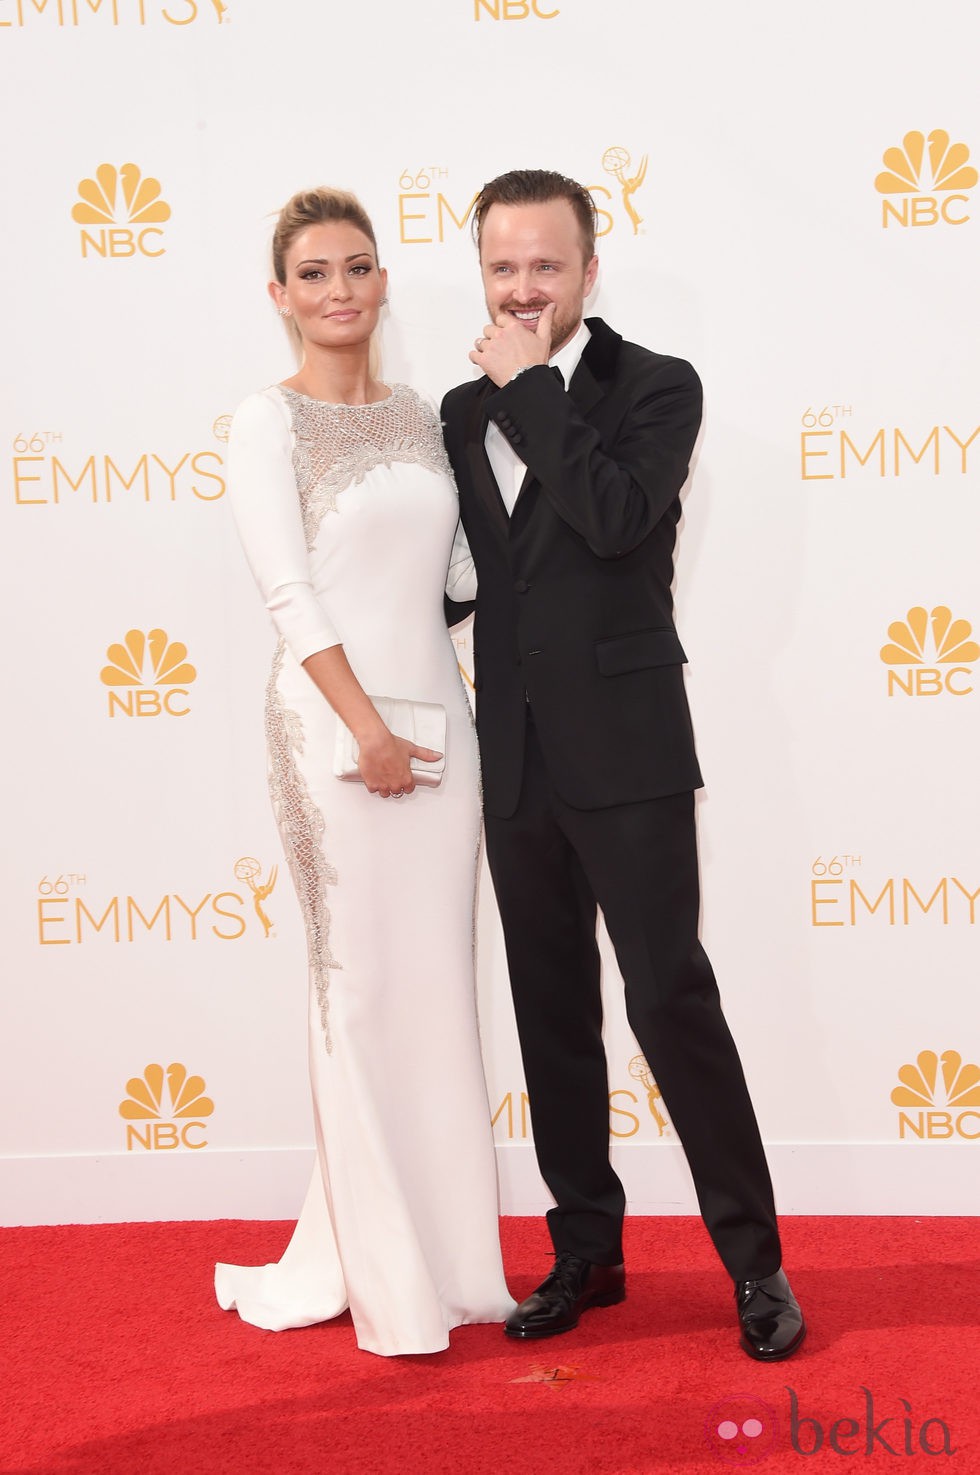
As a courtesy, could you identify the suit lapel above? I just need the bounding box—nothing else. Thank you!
[567,355,604,419]
[464,379,510,540]
[568,317,619,417]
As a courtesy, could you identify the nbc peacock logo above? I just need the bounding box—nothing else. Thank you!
[72,163,171,259]
[880,606,978,698]
[100,628,197,718]
[875,129,978,228]
[892,1050,980,1141]
[120,1062,214,1151]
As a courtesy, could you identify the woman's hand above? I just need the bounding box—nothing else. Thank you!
[299,646,442,799]
[355,727,443,798]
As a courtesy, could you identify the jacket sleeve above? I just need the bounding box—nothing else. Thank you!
[485,354,702,558]
[227,391,342,662]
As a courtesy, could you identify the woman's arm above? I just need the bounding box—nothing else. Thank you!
[228,392,439,795]
[300,646,440,796]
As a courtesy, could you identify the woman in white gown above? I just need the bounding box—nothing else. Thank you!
[215,186,513,1356]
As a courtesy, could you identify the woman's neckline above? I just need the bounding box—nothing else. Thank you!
[277,381,397,408]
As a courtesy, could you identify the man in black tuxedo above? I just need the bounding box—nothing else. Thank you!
[441,169,804,1360]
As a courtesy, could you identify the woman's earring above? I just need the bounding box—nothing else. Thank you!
[380,296,389,306]
[278,306,291,317]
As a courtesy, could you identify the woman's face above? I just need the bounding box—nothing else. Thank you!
[270,220,387,351]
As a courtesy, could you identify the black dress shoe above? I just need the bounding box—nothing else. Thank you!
[735,1268,806,1360]
[504,1252,626,1339]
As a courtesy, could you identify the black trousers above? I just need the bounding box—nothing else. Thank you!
[484,715,781,1281]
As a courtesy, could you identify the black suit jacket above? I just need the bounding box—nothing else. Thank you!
[441,317,704,818]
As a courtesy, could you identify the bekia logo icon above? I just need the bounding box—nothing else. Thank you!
[705,1396,779,1463]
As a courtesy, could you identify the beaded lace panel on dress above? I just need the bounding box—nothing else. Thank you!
[279,382,453,550]
[266,642,341,1051]
[265,384,452,1052]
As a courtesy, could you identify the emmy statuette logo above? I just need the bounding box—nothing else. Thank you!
[602,147,648,235]
[628,1054,670,1136]
[234,857,278,937]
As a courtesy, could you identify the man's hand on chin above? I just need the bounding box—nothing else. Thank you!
[469,302,556,388]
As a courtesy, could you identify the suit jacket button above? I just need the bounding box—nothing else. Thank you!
[514,579,530,593]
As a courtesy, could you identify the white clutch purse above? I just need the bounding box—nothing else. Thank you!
[333,696,447,788]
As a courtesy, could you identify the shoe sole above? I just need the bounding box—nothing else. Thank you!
[739,1321,807,1361]
[504,1287,626,1339]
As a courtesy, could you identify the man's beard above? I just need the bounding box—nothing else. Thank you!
[492,300,583,356]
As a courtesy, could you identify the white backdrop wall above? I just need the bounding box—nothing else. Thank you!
[2,0,978,1225]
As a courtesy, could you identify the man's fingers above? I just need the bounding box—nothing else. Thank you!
[536,301,557,342]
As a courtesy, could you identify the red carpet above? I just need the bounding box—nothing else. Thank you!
[1,1216,977,1474]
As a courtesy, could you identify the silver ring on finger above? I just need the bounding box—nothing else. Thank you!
[475,335,487,350]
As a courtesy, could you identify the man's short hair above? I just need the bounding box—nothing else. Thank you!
[472,169,598,262]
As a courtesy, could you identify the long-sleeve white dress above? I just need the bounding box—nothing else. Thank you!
[214,382,513,1356]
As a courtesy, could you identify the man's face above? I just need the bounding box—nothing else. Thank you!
[479,198,598,355]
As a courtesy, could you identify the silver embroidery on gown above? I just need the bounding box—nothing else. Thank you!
[264,384,452,1052]
[280,382,452,549]
[266,641,341,1051]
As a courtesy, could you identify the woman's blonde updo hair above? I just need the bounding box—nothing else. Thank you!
[272,187,383,367]
[272,186,380,285]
